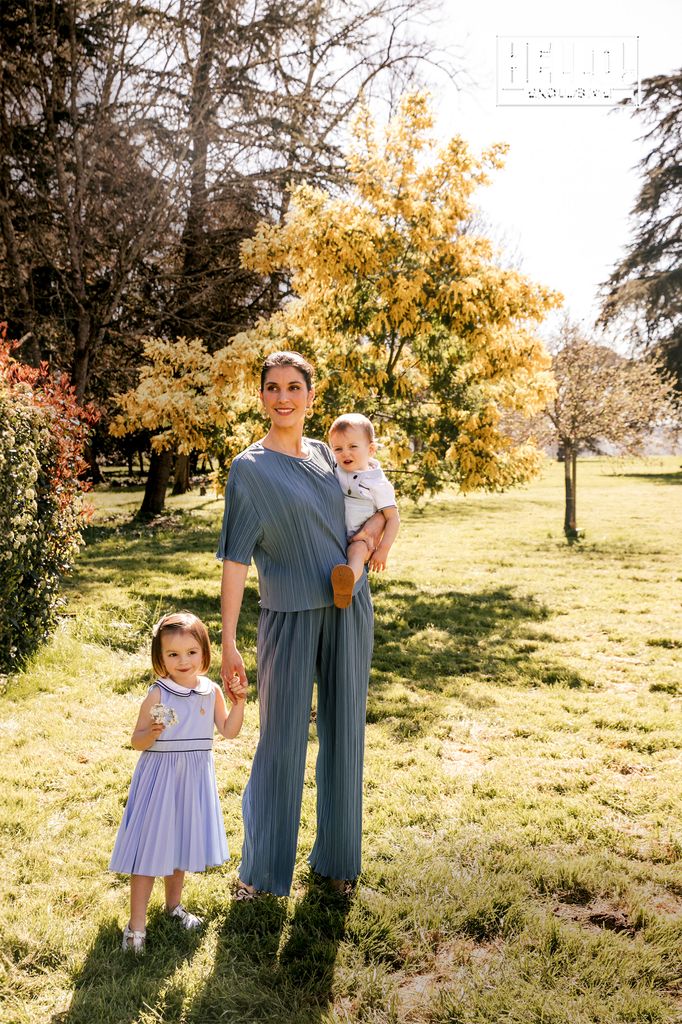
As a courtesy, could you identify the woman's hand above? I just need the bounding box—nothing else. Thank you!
[221,641,248,705]
[351,510,385,554]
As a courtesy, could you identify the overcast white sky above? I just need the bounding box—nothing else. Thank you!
[432,0,682,343]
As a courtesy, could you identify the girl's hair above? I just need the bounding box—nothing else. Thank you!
[151,612,211,676]
[329,413,375,444]
[260,350,314,391]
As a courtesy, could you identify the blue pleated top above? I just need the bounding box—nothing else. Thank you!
[216,439,368,611]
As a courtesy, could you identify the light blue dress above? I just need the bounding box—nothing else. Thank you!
[109,676,229,876]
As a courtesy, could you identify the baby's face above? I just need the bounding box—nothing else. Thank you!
[330,426,376,473]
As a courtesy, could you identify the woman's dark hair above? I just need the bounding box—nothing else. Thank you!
[260,351,314,391]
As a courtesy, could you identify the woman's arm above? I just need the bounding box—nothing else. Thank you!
[130,686,164,750]
[220,560,249,702]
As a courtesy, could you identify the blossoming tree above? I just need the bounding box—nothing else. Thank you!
[241,93,561,497]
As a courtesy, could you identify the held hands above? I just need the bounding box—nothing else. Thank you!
[221,641,248,705]
[229,678,248,701]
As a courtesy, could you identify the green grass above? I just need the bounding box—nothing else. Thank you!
[2,455,682,1024]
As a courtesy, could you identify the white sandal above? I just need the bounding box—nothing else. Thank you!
[167,903,203,929]
[122,922,146,953]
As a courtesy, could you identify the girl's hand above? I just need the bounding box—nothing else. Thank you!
[131,687,165,750]
[229,677,248,700]
[221,641,248,705]
[214,682,246,739]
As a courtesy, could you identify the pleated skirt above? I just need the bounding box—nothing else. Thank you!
[109,750,229,876]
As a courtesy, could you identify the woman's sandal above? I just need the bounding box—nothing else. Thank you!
[328,878,355,897]
[234,880,259,901]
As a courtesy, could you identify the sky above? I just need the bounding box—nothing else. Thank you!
[432,0,682,344]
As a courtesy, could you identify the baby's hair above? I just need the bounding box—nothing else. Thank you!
[260,351,314,391]
[329,413,375,445]
[151,611,211,677]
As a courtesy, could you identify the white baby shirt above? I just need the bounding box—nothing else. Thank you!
[334,458,397,536]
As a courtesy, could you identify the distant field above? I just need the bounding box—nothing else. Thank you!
[1,455,681,1024]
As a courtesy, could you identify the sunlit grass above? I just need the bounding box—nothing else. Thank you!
[1,455,681,1023]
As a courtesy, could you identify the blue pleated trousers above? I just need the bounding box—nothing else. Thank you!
[239,585,374,896]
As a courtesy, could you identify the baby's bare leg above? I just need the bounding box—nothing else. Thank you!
[347,538,371,582]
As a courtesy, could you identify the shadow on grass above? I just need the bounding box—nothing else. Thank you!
[52,911,201,1024]
[616,469,682,486]
[69,513,589,718]
[367,580,589,738]
[65,507,260,658]
[185,877,350,1024]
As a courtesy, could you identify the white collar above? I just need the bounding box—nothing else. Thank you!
[156,675,213,696]
[335,458,382,480]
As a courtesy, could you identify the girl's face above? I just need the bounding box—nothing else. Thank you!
[160,629,204,688]
[330,425,376,473]
[260,366,314,429]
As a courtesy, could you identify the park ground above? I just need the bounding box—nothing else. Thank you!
[1,456,682,1024]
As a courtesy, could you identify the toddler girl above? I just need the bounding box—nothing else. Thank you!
[109,611,246,952]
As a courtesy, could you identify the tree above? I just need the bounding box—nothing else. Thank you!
[0,1,187,397]
[543,319,680,540]
[109,332,264,517]
[113,94,561,500]
[240,93,560,498]
[600,70,682,388]
[149,0,448,497]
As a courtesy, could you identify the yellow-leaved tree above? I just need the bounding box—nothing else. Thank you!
[113,93,561,504]
[241,93,561,497]
[109,332,266,514]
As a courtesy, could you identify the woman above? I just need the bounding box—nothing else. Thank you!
[217,351,384,897]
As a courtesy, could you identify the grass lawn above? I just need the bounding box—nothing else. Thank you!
[1,455,682,1024]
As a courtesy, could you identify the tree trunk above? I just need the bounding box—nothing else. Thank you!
[84,440,104,484]
[171,453,191,495]
[176,0,215,328]
[71,313,93,402]
[138,448,173,519]
[563,448,579,540]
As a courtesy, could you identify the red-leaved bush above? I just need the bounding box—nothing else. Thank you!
[0,327,97,670]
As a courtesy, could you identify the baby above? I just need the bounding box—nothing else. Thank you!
[329,413,400,608]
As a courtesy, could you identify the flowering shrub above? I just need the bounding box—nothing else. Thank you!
[0,329,96,670]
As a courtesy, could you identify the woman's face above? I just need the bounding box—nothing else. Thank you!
[260,366,314,428]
